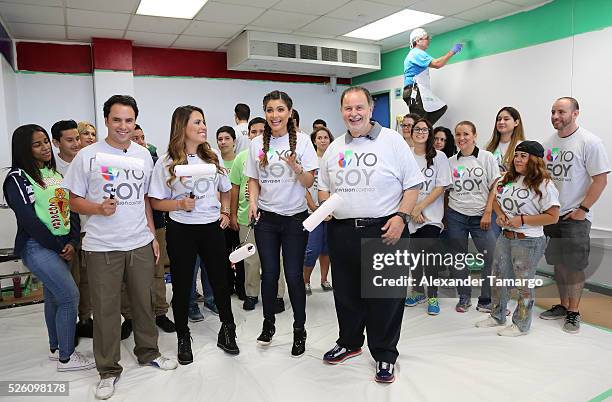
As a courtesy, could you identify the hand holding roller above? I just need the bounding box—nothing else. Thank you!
[174,163,217,211]
[229,217,258,264]
[303,193,343,231]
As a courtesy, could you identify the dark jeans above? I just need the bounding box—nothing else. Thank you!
[411,224,442,297]
[446,208,497,302]
[224,227,245,295]
[166,219,234,337]
[327,218,408,364]
[254,210,308,328]
[402,85,447,125]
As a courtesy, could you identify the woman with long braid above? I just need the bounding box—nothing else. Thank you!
[246,90,318,357]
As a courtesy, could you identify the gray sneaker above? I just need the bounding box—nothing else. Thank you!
[563,311,581,334]
[539,304,567,320]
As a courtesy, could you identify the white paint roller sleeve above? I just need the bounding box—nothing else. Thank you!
[95,152,145,171]
[303,193,343,232]
[229,243,256,263]
[174,164,217,178]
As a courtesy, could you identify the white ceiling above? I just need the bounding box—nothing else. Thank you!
[0,0,548,52]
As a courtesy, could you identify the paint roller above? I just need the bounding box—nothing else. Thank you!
[303,193,343,232]
[229,217,257,264]
[174,164,217,209]
[95,152,146,199]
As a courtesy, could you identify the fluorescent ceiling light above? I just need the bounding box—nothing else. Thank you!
[344,9,443,41]
[136,0,208,19]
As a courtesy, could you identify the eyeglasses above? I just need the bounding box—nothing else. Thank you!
[400,124,412,129]
[413,128,430,134]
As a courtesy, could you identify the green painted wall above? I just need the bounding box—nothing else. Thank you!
[354,0,612,85]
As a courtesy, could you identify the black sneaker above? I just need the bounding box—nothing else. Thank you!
[243,296,258,311]
[323,344,363,364]
[217,323,240,355]
[374,361,395,383]
[539,304,567,320]
[291,328,306,357]
[76,318,94,338]
[156,315,176,333]
[120,319,132,340]
[563,311,581,334]
[257,318,275,345]
[275,298,285,314]
[177,332,193,365]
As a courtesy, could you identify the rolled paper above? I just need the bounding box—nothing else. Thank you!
[175,163,217,178]
[229,243,256,263]
[95,152,145,171]
[303,193,343,232]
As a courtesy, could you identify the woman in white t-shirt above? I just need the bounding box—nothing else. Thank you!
[476,141,559,336]
[246,90,318,357]
[485,107,525,172]
[149,105,238,365]
[447,121,500,313]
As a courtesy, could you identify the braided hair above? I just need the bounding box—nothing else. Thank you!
[260,90,297,168]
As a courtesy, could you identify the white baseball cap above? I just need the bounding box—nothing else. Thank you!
[410,28,429,48]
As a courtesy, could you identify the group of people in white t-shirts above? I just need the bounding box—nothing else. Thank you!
[4,88,609,396]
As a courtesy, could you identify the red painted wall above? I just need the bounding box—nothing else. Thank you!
[17,42,92,74]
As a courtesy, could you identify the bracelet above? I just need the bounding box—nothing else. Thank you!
[221,210,230,218]
[520,214,525,225]
[295,166,304,175]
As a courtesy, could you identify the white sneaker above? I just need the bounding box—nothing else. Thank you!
[305,283,312,296]
[57,351,96,372]
[147,355,178,370]
[49,349,58,361]
[475,316,504,328]
[497,324,528,337]
[95,376,118,400]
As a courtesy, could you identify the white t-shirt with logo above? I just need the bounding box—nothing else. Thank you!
[409,150,451,233]
[448,148,500,216]
[492,141,510,171]
[246,131,318,216]
[318,126,424,219]
[149,150,231,225]
[233,122,250,154]
[542,127,611,220]
[62,140,154,252]
[496,176,560,237]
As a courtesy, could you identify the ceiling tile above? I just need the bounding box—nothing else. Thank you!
[67,8,131,30]
[296,16,367,37]
[421,16,472,36]
[195,2,266,24]
[210,0,278,6]
[67,26,125,41]
[0,2,63,24]
[249,10,319,31]
[272,0,349,15]
[4,0,62,6]
[326,0,403,24]
[128,15,191,34]
[455,1,521,22]
[244,25,293,35]
[66,0,140,13]
[125,31,178,47]
[172,35,227,50]
[369,0,419,5]
[7,22,65,40]
[184,20,244,38]
[409,0,491,16]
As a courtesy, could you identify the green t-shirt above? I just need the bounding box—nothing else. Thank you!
[228,150,249,226]
[24,168,71,236]
[223,157,235,174]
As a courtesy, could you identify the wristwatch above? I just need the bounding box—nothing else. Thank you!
[395,212,411,224]
[578,205,590,213]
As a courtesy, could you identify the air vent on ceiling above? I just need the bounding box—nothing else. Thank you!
[300,45,317,60]
[321,47,338,62]
[277,43,296,58]
[341,49,357,64]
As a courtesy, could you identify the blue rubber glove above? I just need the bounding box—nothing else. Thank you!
[451,43,463,54]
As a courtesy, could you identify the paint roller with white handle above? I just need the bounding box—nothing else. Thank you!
[229,243,256,263]
[95,152,145,171]
[303,193,343,232]
[174,164,217,178]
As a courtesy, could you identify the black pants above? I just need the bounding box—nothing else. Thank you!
[166,218,234,337]
[224,227,245,295]
[254,210,308,328]
[402,85,447,125]
[327,218,408,364]
[410,224,442,297]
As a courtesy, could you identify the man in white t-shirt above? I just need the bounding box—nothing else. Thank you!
[62,95,177,399]
[540,97,610,334]
[233,103,251,154]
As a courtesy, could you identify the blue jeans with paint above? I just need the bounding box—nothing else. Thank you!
[21,238,79,360]
[490,235,546,332]
[303,221,328,267]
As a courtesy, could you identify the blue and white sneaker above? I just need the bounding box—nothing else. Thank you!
[374,361,395,383]
[404,292,426,307]
[427,298,440,315]
[146,356,178,370]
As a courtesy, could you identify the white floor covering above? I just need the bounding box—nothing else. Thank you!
[0,287,611,402]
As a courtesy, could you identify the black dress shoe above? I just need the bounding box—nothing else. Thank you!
[155,315,176,333]
[77,318,94,338]
[243,296,258,311]
[121,319,132,340]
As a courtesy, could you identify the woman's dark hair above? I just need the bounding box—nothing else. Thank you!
[310,126,334,149]
[260,90,297,168]
[216,125,236,141]
[411,118,436,168]
[433,126,456,158]
[11,124,56,186]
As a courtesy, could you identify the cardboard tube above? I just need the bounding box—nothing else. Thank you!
[229,243,256,263]
[175,164,216,178]
[303,193,343,232]
[95,152,145,171]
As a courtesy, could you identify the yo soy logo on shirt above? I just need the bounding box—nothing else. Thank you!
[546,148,573,179]
[334,149,378,188]
[452,165,485,192]
[420,166,435,192]
[100,166,146,200]
[181,176,216,198]
[499,184,529,214]
[259,147,303,180]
